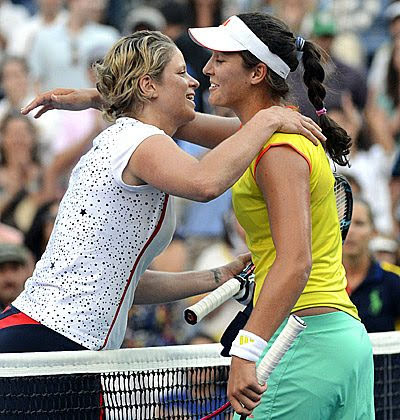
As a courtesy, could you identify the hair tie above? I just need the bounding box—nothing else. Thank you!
[316,107,327,117]
[295,36,305,52]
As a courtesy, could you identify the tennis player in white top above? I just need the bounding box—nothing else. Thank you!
[2,30,324,353]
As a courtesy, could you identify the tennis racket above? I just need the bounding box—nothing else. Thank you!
[184,262,255,325]
[184,172,353,326]
[333,173,353,243]
[200,314,307,420]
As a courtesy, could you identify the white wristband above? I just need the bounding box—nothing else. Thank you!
[230,329,268,362]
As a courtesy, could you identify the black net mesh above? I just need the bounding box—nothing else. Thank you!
[0,339,399,420]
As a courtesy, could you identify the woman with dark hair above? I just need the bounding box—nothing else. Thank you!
[0,112,43,232]
[186,12,373,419]
[24,200,59,262]
[2,28,324,356]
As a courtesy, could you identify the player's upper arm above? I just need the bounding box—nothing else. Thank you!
[256,145,312,269]
[175,113,240,149]
[125,134,217,202]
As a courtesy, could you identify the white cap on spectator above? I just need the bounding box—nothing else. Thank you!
[369,236,399,254]
[188,15,290,79]
[385,1,400,21]
[124,6,166,34]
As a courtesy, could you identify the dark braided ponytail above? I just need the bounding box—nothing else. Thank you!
[238,12,351,167]
[301,41,351,166]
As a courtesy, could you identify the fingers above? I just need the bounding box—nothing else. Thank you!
[21,94,51,115]
[34,104,54,119]
[230,387,265,417]
[300,119,327,145]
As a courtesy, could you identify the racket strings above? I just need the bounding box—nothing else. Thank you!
[335,185,348,228]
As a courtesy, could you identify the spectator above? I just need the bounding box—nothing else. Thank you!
[343,197,400,332]
[45,45,111,196]
[372,35,400,146]
[24,200,59,262]
[0,0,29,59]
[28,0,120,91]
[123,5,166,34]
[0,113,47,232]
[314,0,380,68]
[161,1,211,113]
[186,332,215,345]
[368,1,400,103]
[0,243,33,312]
[0,56,58,163]
[0,57,32,123]
[331,95,395,235]
[189,208,249,341]
[0,223,24,244]
[187,0,223,28]
[6,0,67,58]
[369,234,400,267]
[222,0,274,18]
[274,0,315,37]
[289,12,368,118]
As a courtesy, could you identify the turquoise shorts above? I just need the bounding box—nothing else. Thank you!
[234,312,374,420]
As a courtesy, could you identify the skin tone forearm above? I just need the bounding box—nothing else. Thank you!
[21,90,325,148]
[128,106,322,203]
[133,253,250,304]
[133,269,222,304]
[175,112,240,148]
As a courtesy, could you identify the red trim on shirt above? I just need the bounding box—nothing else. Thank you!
[100,194,170,349]
[0,312,40,329]
[1,305,11,314]
[253,143,312,179]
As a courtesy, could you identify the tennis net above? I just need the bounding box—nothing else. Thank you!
[0,332,398,420]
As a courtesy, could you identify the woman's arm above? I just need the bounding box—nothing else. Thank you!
[133,253,251,304]
[127,107,322,202]
[227,145,312,416]
[22,89,325,146]
[21,88,104,118]
[175,113,241,148]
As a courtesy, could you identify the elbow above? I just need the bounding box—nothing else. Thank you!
[278,251,312,289]
[192,178,223,202]
[296,255,312,288]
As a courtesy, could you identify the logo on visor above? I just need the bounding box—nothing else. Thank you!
[222,18,231,26]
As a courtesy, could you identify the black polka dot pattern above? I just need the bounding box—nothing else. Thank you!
[13,118,176,350]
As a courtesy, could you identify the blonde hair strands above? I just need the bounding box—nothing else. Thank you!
[94,31,176,121]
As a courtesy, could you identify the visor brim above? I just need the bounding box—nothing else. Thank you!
[188,27,245,52]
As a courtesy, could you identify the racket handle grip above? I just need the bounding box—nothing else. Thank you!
[184,277,241,325]
[256,315,306,384]
[239,315,306,420]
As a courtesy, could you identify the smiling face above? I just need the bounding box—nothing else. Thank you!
[153,48,199,129]
[202,51,257,113]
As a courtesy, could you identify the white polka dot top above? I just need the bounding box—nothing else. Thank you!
[13,117,176,350]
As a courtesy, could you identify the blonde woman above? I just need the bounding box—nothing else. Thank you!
[1,30,323,353]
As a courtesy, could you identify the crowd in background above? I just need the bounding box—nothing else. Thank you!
[0,0,399,348]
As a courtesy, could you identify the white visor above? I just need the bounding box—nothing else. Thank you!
[188,15,290,79]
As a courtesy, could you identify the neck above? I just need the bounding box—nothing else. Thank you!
[68,13,87,33]
[127,108,178,137]
[234,91,279,124]
[343,252,371,279]
[43,10,59,24]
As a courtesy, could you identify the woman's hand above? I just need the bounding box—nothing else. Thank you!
[218,253,252,283]
[260,106,326,146]
[21,88,103,118]
[228,356,267,416]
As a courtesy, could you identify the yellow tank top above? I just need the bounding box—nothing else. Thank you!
[232,133,359,319]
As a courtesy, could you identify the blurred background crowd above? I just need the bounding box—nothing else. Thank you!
[0,0,400,348]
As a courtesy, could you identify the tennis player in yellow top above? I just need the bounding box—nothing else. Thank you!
[189,12,374,419]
